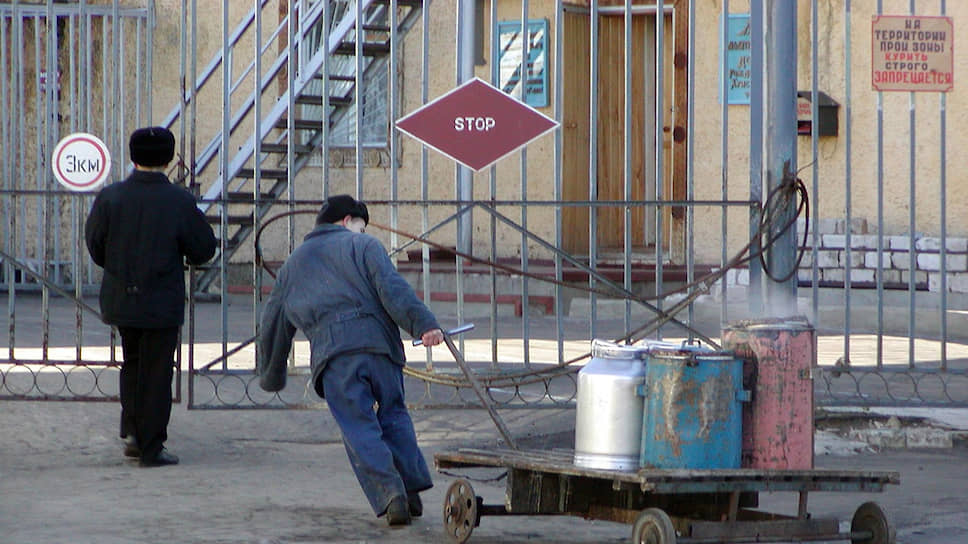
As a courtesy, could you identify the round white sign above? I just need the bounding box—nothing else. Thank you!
[51,132,111,192]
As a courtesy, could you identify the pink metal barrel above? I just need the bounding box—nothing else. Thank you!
[722,317,815,469]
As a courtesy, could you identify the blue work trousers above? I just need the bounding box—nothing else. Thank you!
[320,352,433,516]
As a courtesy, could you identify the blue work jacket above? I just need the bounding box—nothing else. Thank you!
[257,223,440,395]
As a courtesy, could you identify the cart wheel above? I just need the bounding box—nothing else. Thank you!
[630,508,677,544]
[443,479,479,543]
[850,501,896,544]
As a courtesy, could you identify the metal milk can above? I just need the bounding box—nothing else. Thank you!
[573,340,649,471]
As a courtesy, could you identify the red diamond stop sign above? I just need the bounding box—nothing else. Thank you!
[396,77,559,172]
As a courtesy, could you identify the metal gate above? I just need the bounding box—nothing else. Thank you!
[3,1,966,409]
[0,2,160,401]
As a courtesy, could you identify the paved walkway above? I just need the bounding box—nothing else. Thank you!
[3,289,968,542]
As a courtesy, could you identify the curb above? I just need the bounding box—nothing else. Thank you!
[816,408,968,450]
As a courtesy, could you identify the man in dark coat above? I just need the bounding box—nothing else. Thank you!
[258,195,444,526]
[85,126,217,467]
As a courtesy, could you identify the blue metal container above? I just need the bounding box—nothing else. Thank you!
[639,342,748,469]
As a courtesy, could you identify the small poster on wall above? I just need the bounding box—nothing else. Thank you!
[722,14,752,105]
[872,15,953,92]
[498,19,549,107]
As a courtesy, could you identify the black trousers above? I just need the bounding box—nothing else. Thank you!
[118,326,179,460]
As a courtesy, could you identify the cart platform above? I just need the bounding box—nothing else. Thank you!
[435,447,900,543]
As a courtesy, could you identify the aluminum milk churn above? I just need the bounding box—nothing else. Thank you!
[573,340,649,470]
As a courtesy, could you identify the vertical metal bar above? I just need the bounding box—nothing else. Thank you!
[489,0,499,367]
[875,0,884,369]
[454,1,466,352]
[190,0,198,196]
[454,0,472,351]
[554,0,564,363]
[186,0,197,397]
[355,0,363,197]
[939,0,948,371]
[118,16,126,160]
[764,0,798,315]
[251,0,263,351]
[2,6,14,331]
[174,0,191,403]
[420,4,432,375]
[111,1,120,161]
[389,0,399,257]
[843,0,853,364]
[1,11,7,301]
[8,2,21,352]
[687,0,696,339]
[135,17,142,124]
[321,0,330,200]
[520,0,530,365]
[589,0,599,339]
[750,0,764,318]
[47,3,61,290]
[33,12,49,360]
[69,8,82,361]
[43,2,55,361]
[654,0,664,339]
[809,0,820,328]
[220,0,231,361]
[810,0,819,331]
[145,5,153,123]
[286,0,296,270]
[720,0,729,325]
[907,0,916,369]
[101,13,108,171]
[623,0,632,338]
[457,0,474,258]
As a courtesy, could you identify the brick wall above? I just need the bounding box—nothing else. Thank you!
[719,218,968,294]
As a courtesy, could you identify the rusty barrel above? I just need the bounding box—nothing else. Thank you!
[573,340,649,471]
[639,342,747,469]
[722,317,815,469]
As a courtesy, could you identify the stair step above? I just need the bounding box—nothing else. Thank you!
[226,191,277,202]
[206,214,254,227]
[295,94,351,106]
[274,118,329,131]
[361,24,391,33]
[335,41,390,56]
[374,0,423,6]
[237,168,288,180]
[258,142,314,154]
[318,74,356,82]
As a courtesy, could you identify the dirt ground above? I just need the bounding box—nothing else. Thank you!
[2,395,968,544]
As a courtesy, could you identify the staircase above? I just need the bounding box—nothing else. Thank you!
[160,0,425,292]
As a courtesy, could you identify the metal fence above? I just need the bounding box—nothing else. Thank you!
[2,0,966,409]
[0,2,162,401]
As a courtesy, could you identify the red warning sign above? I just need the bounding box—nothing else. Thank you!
[396,78,559,172]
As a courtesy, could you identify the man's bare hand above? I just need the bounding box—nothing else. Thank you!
[420,328,444,347]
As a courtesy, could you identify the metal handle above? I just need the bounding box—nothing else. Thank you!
[412,323,475,346]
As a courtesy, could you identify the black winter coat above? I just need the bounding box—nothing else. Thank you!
[85,170,217,328]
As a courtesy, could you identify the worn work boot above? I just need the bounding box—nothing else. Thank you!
[139,448,179,468]
[407,491,423,518]
[385,495,412,527]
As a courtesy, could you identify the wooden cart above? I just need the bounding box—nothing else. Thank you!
[435,447,899,544]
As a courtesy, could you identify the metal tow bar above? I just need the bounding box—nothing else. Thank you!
[414,324,518,450]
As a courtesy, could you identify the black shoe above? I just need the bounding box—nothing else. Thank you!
[122,436,141,458]
[139,449,179,468]
[385,495,412,527]
[407,491,423,518]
